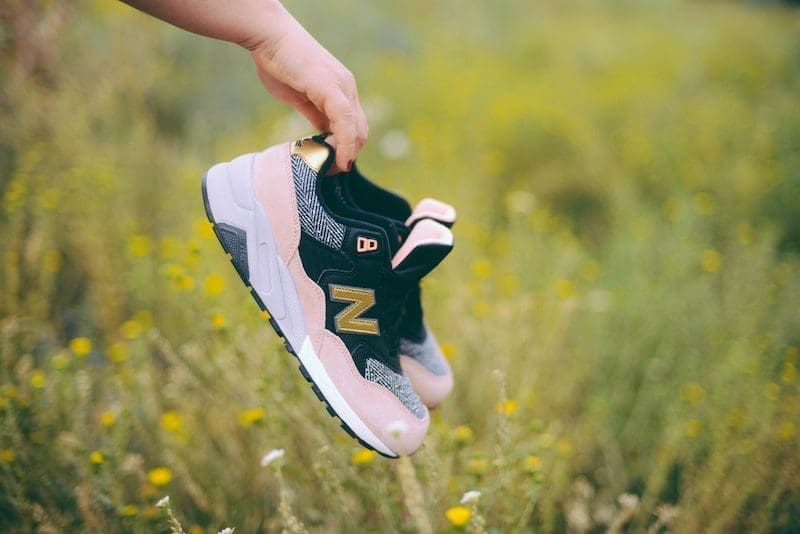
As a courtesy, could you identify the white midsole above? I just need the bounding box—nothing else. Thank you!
[204,155,395,457]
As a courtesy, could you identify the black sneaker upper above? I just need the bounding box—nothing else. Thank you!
[290,137,452,418]
[337,163,453,344]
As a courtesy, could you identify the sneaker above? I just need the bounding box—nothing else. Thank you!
[337,165,457,407]
[201,136,453,456]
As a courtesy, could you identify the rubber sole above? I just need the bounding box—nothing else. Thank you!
[201,171,395,458]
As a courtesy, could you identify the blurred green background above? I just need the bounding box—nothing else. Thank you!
[1,0,799,532]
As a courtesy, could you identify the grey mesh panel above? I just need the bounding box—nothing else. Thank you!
[364,358,426,420]
[291,154,346,249]
[399,325,448,376]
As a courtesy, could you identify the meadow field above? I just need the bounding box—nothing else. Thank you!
[1,0,799,531]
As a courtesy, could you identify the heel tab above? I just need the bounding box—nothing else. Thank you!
[291,137,333,173]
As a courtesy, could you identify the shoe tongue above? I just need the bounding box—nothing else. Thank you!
[391,219,454,282]
[406,198,457,228]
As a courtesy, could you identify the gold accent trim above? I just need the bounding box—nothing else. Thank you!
[290,137,330,173]
[330,284,380,336]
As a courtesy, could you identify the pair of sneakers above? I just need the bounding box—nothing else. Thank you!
[201,135,456,457]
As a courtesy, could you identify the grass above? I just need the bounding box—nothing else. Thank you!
[1,0,799,531]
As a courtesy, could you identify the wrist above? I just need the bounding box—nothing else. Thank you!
[237,0,295,53]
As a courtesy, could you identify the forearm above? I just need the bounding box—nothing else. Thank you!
[121,0,299,50]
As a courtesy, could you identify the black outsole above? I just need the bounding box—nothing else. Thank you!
[200,172,394,458]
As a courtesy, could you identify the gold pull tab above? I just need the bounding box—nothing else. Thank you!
[290,137,330,173]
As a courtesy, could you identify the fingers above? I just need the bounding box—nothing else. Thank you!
[321,74,368,172]
[250,31,368,171]
[352,85,369,154]
[309,85,357,172]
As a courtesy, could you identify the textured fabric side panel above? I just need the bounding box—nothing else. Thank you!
[291,154,346,249]
[365,358,426,419]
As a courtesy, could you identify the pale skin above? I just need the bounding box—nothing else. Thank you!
[122,0,367,172]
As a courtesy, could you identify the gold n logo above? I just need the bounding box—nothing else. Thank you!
[329,284,380,335]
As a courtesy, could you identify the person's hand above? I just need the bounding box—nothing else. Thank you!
[248,20,367,172]
[121,0,366,170]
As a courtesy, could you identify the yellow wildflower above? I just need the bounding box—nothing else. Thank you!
[445,506,471,527]
[0,449,14,463]
[693,192,716,216]
[119,504,139,517]
[557,438,573,456]
[780,362,796,384]
[237,407,265,427]
[147,467,173,486]
[500,273,519,295]
[100,410,116,428]
[120,319,143,340]
[662,197,680,221]
[69,337,93,357]
[684,419,702,438]
[471,258,492,279]
[681,382,705,406]
[175,274,195,291]
[134,310,154,330]
[210,313,226,329]
[188,526,205,534]
[495,399,518,415]
[525,455,542,472]
[555,278,576,299]
[185,239,203,268]
[43,249,61,273]
[726,408,745,429]
[90,451,104,464]
[159,236,181,258]
[51,351,70,370]
[764,382,780,401]
[441,342,457,361]
[193,218,214,240]
[107,342,128,363]
[453,425,473,443]
[203,273,226,296]
[777,422,796,441]
[163,263,184,279]
[700,249,722,273]
[466,458,488,475]
[737,222,754,245]
[127,234,152,257]
[160,411,184,433]
[471,299,490,318]
[30,369,45,389]
[140,484,158,498]
[351,449,377,465]
[39,188,60,211]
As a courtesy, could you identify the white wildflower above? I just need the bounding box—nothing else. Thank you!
[218,528,235,534]
[505,190,536,215]
[260,449,285,467]
[618,493,640,511]
[460,490,481,504]
[387,420,408,437]
[155,496,170,508]
[379,130,410,160]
